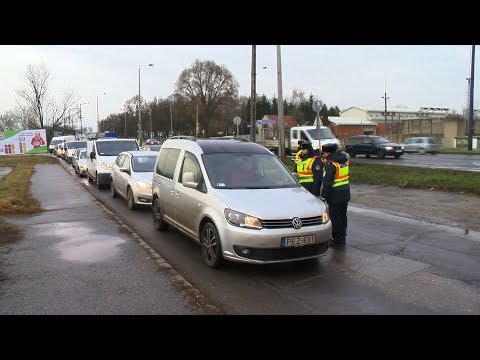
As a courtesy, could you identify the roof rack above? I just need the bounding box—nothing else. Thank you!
[207,136,249,142]
[168,135,197,141]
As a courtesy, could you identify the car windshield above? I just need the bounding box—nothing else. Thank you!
[79,150,87,159]
[306,128,335,140]
[132,155,157,172]
[371,137,390,144]
[202,153,298,189]
[67,141,87,149]
[96,141,138,156]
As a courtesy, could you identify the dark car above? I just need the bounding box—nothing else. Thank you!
[345,135,405,159]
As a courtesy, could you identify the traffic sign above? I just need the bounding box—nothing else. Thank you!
[233,116,241,125]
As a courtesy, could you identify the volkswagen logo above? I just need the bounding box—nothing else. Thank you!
[292,217,302,229]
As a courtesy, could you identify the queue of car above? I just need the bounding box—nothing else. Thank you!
[53,135,332,269]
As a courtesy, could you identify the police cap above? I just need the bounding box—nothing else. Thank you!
[321,143,338,153]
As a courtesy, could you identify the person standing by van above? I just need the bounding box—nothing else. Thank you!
[296,140,323,197]
[320,143,350,248]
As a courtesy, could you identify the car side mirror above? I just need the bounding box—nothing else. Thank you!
[90,152,96,160]
[120,167,129,174]
[182,171,198,189]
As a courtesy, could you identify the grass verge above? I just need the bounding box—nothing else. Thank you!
[438,148,480,155]
[0,155,57,215]
[350,162,480,195]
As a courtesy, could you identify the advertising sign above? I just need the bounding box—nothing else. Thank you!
[0,129,48,155]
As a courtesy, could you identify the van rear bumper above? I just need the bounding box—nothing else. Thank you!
[97,172,112,186]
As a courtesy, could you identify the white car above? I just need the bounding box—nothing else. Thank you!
[110,150,158,210]
[73,148,88,177]
[86,138,139,189]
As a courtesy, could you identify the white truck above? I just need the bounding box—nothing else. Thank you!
[240,125,341,155]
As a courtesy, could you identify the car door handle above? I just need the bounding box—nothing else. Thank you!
[169,189,174,195]
[175,191,180,198]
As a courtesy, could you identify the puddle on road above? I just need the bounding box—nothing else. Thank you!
[55,234,125,263]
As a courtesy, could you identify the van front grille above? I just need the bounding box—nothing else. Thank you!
[261,216,323,229]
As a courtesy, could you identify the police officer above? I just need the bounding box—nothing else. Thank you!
[320,143,350,248]
[295,140,323,197]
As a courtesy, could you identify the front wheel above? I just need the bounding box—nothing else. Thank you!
[376,149,385,159]
[127,187,136,210]
[200,223,224,268]
[152,197,169,231]
[96,174,103,190]
[348,149,356,158]
[394,154,402,158]
[111,180,118,198]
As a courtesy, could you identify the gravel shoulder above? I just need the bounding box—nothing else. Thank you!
[350,184,480,232]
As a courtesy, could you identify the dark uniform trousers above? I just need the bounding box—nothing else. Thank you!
[328,201,348,244]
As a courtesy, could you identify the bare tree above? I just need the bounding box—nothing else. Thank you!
[174,59,239,136]
[15,63,78,129]
[0,111,21,130]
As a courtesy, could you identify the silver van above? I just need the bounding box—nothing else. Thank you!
[151,137,332,268]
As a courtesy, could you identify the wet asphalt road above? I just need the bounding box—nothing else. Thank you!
[51,157,480,314]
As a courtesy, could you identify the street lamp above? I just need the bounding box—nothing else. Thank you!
[138,63,154,144]
[123,106,128,137]
[276,45,285,160]
[78,101,90,136]
[96,92,107,133]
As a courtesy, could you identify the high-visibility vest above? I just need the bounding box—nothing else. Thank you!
[324,160,350,188]
[297,155,318,183]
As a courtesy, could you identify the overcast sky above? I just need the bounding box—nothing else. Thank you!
[0,45,477,131]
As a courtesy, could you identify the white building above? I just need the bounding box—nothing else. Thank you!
[340,106,450,123]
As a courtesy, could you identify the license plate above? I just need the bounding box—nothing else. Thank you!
[281,235,316,247]
[395,150,403,152]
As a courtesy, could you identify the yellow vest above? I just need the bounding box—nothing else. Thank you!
[324,161,350,188]
[297,155,317,183]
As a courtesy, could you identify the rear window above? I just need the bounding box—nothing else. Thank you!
[67,141,87,149]
[96,140,138,156]
[132,155,157,172]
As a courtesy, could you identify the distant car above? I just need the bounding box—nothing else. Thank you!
[64,140,87,164]
[402,137,439,154]
[73,149,88,177]
[345,135,404,159]
[55,143,65,158]
[110,150,158,210]
[141,144,162,152]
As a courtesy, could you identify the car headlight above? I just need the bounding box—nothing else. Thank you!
[136,180,152,190]
[100,161,112,171]
[384,146,393,150]
[322,211,329,224]
[401,146,404,150]
[224,209,263,230]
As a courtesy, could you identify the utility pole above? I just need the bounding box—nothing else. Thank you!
[468,45,475,151]
[124,110,127,137]
[149,109,153,140]
[276,45,285,160]
[382,76,390,137]
[250,45,256,142]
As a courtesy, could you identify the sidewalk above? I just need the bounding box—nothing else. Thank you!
[0,164,221,315]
